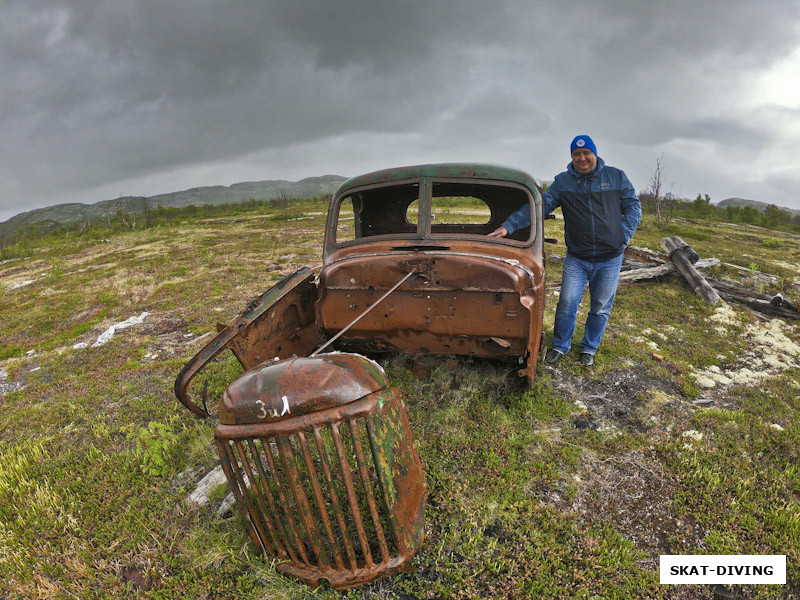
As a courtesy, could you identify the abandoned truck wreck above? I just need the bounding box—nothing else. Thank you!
[174,163,547,588]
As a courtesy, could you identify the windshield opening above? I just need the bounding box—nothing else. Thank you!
[334,183,420,244]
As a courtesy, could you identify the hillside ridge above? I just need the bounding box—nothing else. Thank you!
[718,196,800,216]
[0,175,347,237]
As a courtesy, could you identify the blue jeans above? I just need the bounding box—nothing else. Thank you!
[552,252,624,355]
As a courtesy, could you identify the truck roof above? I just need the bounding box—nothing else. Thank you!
[336,163,540,196]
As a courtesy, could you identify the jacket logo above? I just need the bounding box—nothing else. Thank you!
[600,183,611,189]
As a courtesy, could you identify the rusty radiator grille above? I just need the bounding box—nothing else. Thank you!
[217,417,398,577]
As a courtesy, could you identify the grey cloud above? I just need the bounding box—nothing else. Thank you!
[2,0,800,221]
[763,171,800,197]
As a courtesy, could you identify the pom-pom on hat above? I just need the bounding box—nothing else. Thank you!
[570,135,597,155]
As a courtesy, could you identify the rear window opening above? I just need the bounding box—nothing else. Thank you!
[430,181,532,241]
[431,196,491,225]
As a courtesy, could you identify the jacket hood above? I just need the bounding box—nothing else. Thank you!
[567,156,605,181]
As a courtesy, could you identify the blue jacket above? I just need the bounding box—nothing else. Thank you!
[503,157,641,262]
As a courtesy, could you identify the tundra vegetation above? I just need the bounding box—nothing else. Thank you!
[0,195,798,599]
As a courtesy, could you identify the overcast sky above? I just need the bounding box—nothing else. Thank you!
[2,0,800,222]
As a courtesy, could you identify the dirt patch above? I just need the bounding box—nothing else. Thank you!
[61,262,119,278]
[555,448,705,561]
[1,268,49,291]
[541,365,711,583]
[0,366,26,397]
[142,331,210,362]
[0,262,31,279]
[549,366,691,434]
[137,311,187,337]
[68,309,94,325]
[137,312,215,362]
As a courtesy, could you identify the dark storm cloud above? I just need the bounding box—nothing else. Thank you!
[1,0,799,220]
[2,2,475,197]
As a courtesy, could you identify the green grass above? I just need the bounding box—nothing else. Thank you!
[1,203,799,598]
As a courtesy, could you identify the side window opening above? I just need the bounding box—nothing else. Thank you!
[335,196,359,243]
[405,199,419,225]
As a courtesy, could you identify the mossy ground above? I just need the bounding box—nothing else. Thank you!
[1,205,798,598]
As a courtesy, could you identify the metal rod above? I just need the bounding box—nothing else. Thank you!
[226,441,271,555]
[253,438,298,563]
[311,270,415,357]
[313,425,358,570]
[234,440,280,556]
[277,436,330,568]
[349,419,390,562]
[216,441,261,549]
[297,430,345,570]
[365,417,402,549]
[244,439,285,558]
[331,422,374,567]
[264,440,309,564]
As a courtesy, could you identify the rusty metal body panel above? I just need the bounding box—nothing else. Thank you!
[320,164,546,380]
[175,268,322,417]
[220,353,388,425]
[215,354,426,589]
[317,245,542,361]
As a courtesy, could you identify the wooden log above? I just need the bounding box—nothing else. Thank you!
[626,245,667,264]
[660,236,720,304]
[621,260,658,271]
[708,278,800,320]
[661,235,700,264]
[771,293,797,311]
[619,258,719,282]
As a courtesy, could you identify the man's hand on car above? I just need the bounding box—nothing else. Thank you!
[488,226,508,238]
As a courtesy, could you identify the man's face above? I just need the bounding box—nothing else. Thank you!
[571,148,597,174]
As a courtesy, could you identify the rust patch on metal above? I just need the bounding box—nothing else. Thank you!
[219,354,388,425]
[215,357,426,589]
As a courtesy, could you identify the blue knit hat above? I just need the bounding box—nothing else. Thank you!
[570,135,597,155]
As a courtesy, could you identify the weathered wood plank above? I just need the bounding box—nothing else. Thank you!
[708,278,800,320]
[660,236,720,304]
[619,258,719,282]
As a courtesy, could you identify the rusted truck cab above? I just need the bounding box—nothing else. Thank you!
[176,163,546,418]
[173,164,545,588]
[317,163,546,380]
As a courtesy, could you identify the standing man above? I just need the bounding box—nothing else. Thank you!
[489,135,641,366]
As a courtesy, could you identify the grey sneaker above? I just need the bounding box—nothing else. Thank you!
[580,352,595,367]
[545,349,563,364]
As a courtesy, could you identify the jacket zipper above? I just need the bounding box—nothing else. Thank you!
[583,177,596,261]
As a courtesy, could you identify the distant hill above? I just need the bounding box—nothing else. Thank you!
[717,197,800,217]
[0,175,347,239]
